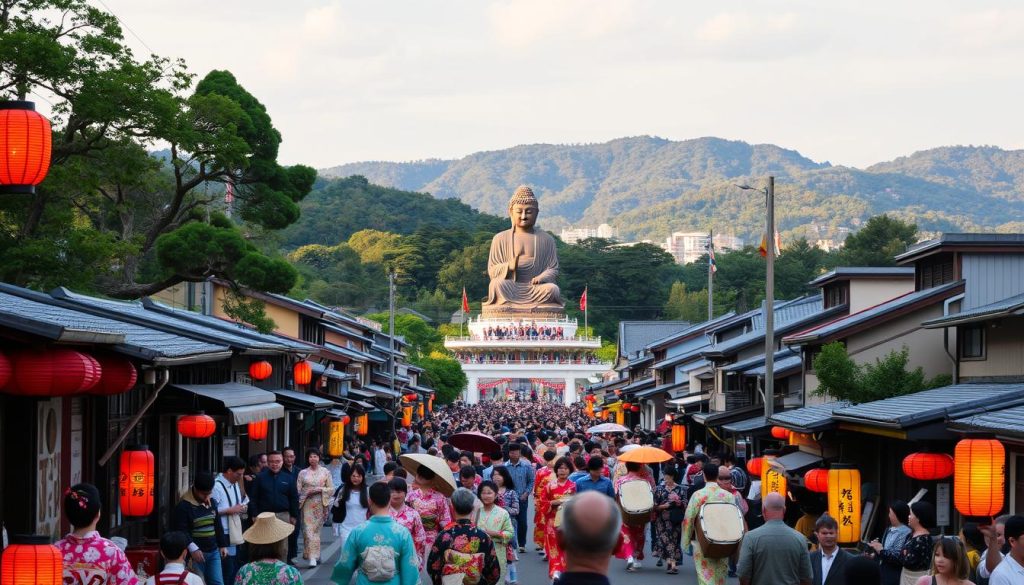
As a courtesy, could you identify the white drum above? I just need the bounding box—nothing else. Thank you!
[695,501,745,559]
[619,479,654,527]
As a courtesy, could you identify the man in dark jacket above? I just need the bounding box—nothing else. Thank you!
[248,450,299,564]
[809,514,854,585]
[172,471,228,585]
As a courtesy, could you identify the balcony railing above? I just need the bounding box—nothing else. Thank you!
[446,335,600,343]
[457,357,611,366]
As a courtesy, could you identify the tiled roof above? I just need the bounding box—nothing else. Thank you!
[645,312,737,350]
[652,345,709,370]
[621,376,655,394]
[618,321,691,357]
[769,401,851,432]
[751,295,824,330]
[833,383,1024,428]
[951,401,1024,437]
[743,353,802,377]
[627,354,654,368]
[895,233,1024,263]
[922,291,1024,328]
[635,381,687,399]
[785,281,963,345]
[703,302,846,358]
[723,348,798,373]
[721,415,769,433]
[324,342,385,364]
[809,267,914,288]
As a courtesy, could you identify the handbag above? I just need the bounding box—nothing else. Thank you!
[216,479,245,546]
[669,505,686,524]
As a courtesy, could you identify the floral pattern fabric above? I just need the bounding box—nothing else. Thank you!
[391,503,429,566]
[682,484,739,585]
[539,478,576,578]
[234,560,302,585]
[55,531,139,585]
[652,483,687,563]
[476,505,514,584]
[297,465,334,561]
[426,519,501,585]
[407,486,453,550]
[532,466,552,547]
[614,470,655,561]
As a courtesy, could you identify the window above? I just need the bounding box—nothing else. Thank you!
[960,324,985,359]
[824,283,849,309]
[917,254,956,290]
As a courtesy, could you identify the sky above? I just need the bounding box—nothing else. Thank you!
[98,0,1024,170]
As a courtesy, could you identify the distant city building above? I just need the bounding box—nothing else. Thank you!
[560,223,618,244]
[662,232,743,264]
[809,225,851,252]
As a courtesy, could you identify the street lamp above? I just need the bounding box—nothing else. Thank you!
[736,176,776,419]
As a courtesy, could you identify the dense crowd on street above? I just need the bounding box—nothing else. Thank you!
[475,322,566,341]
[39,400,1024,585]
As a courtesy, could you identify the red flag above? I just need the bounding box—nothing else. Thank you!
[580,287,588,311]
[462,288,470,313]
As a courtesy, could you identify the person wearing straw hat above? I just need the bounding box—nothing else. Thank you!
[234,512,300,585]
[332,481,421,585]
[402,454,455,554]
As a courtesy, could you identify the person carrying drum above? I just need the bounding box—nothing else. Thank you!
[614,461,655,571]
[682,464,743,585]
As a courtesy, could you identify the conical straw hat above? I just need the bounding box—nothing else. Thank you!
[243,512,295,545]
[400,453,457,497]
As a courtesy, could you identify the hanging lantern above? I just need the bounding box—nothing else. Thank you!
[761,454,787,501]
[622,402,632,410]
[428,396,433,412]
[827,465,861,544]
[954,439,1005,518]
[342,415,351,425]
[91,355,137,396]
[630,404,640,412]
[789,431,815,447]
[356,413,369,436]
[249,360,273,381]
[418,403,425,418]
[0,101,53,195]
[804,468,829,493]
[248,419,268,441]
[328,420,345,457]
[770,426,790,440]
[401,405,413,427]
[177,414,216,439]
[294,360,312,385]
[903,452,955,481]
[0,534,62,585]
[6,349,100,396]
[746,457,763,476]
[671,423,687,453]
[403,393,418,402]
[119,446,155,517]
[0,350,12,389]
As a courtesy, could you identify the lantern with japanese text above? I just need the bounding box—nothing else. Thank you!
[249,360,273,381]
[761,454,787,501]
[119,446,155,517]
[746,457,763,476]
[177,414,215,439]
[6,349,100,396]
[401,405,413,427]
[770,426,790,440]
[1,101,53,194]
[671,423,687,453]
[328,421,344,457]
[827,465,861,544]
[0,535,61,585]
[356,413,369,436]
[248,419,268,441]
[954,439,1005,518]
[90,355,137,396]
[903,452,955,481]
[804,468,829,493]
[293,360,312,385]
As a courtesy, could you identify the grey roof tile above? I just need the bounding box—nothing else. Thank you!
[922,290,1024,328]
[833,383,1024,428]
[619,321,691,357]
[769,401,851,432]
[644,312,737,350]
[952,402,1024,437]
[809,267,914,287]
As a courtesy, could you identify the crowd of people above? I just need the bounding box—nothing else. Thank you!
[476,322,566,341]
[42,399,1024,585]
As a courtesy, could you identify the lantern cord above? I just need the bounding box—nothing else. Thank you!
[99,368,169,466]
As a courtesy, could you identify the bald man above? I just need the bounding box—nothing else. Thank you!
[554,491,622,585]
[737,492,812,585]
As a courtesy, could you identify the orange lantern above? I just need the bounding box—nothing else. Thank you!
[119,446,155,517]
[622,402,632,410]
[328,420,344,457]
[249,360,273,381]
[770,426,790,440]
[356,413,369,436]
[804,468,829,493]
[0,101,53,194]
[177,414,215,438]
[671,423,687,453]
[248,419,268,441]
[403,393,418,402]
[746,457,763,476]
[827,465,861,543]
[401,405,413,427]
[903,452,955,481]
[0,535,62,585]
[342,415,351,425]
[954,439,1005,518]
[418,403,425,418]
[761,454,787,501]
[428,397,433,411]
[789,431,815,447]
[293,360,312,385]
[6,349,101,396]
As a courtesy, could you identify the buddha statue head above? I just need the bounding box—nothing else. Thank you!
[508,185,539,232]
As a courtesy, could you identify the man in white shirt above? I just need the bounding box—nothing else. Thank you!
[145,531,206,585]
[212,456,248,585]
[989,515,1024,585]
[809,514,853,585]
[978,514,1011,580]
[373,441,387,477]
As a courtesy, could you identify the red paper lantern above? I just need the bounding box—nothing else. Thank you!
[804,468,829,493]
[0,350,11,389]
[902,452,954,480]
[294,360,312,385]
[248,419,268,441]
[770,426,790,440]
[403,393,418,402]
[249,360,273,381]
[954,439,1005,518]
[342,415,351,425]
[6,349,100,396]
[0,101,53,194]
[119,446,155,517]
[0,534,62,585]
[91,355,138,396]
[746,457,763,476]
[630,404,640,412]
[671,423,687,452]
[622,402,632,410]
[177,414,215,438]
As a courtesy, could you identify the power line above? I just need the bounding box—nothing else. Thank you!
[92,0,159,56]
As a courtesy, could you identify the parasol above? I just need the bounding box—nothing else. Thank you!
[619,444,641,453]
[399,453,457,497]
[587,422,630,434]
[616,446,673,464]
[447,431,500,454]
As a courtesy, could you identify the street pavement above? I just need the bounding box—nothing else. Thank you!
[296,503,743,584]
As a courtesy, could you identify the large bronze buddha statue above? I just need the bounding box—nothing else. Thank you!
[482,186,564,316]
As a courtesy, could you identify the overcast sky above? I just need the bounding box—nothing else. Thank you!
[101,0,1024,169]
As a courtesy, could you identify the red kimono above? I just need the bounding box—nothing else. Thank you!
[532,466,552,547]
[539,477,576,578]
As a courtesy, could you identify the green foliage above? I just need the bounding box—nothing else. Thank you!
[364,313,443,360]
[812,342,946,404]
[415,353,467,405]
[834,215,918,267]
[663,282,710,323]
[221,289,277,334]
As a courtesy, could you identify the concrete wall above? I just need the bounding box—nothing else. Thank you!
[961,321,1024,379]
[844,303,952,379]
[849,279,914,313]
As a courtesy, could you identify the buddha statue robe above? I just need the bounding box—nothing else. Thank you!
[484,227,564,310]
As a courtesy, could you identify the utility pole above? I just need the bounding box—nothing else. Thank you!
[707,230,714,321]
[764,176,775,420]
[388,270,397,438]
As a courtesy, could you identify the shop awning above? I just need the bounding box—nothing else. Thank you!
[326,408,348,420]
[769,401,850,433]
[722,415,770,434]
[667,392,709,407]
[775,450,823,472]
[364,383,402,398]
[171,383,284,424]
[832,383,1024,430]
[271,389,337,411]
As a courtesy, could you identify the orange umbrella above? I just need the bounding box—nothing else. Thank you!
[616,446,673,464]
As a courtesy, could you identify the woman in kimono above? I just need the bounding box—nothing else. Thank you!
[476,481,515,584]
[492,466,520,584]
[539,456,576,581]
[406,465,453,553]
[614,461,655,570]
[652,466,687,574]
[387,477,428,566]
[532,450,556,555]
[296,447,334,567]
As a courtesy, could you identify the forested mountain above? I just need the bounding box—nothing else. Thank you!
[320,137,1024,241]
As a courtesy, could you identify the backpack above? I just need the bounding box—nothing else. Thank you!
[730,466,748,492]
[359,545,398,582]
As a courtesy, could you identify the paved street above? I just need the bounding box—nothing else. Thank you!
[297,504,742,585]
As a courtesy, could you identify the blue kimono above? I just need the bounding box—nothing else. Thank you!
[331,515,420,585]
